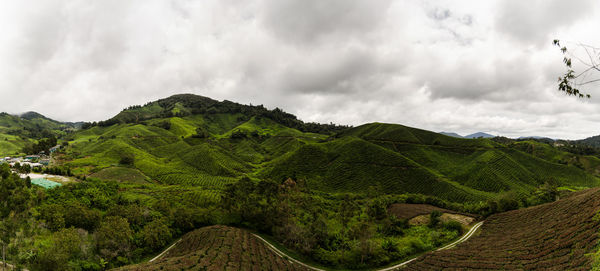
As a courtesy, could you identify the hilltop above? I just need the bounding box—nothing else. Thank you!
[89,93,348,135]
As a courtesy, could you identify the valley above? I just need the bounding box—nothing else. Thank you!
[2,94,600,270]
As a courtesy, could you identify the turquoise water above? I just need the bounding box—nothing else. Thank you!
[31,178,62,189]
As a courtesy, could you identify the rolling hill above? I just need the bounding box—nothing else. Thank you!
[7,93,600,270]
[56,94,600,204]
[261,123,598,201]
[0,111,75,156]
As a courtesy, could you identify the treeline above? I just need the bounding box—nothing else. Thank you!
[81,94,350,134]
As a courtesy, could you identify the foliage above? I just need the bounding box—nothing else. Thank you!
[553,39,592,98]
[222,178,463,269]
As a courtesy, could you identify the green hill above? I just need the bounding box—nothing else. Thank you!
[55,95,600,204]
[0,111,76,156]
[261,123,599,201]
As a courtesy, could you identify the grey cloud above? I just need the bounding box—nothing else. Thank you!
[418,53,538,102]
[1,0,600,140]
[260,0,392,44]
[495,0,595,46]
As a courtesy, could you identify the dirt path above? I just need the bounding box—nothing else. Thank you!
[255,221,484,271]
[148,239,181,262]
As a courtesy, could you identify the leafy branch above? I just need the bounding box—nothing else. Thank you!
[553,39,597,98]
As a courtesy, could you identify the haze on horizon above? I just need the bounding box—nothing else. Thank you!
[1,0,600,140]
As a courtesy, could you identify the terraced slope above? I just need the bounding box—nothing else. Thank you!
[114,225,310,271]
[262,123,599,202]
[60,95,600,204]
[64,114,325,188]
[511,140,600,176]
[260,136,488,202]
[404,188,600,270]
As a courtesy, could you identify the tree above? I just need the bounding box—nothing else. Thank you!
[428,210,442,228]
[119,152,135,166]
[95,216,133,262]
[140,219,172,251]
[553,39,596,98]
[33,228,83,270]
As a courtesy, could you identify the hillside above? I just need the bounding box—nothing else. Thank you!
[0,111,74,156]
[404,187,600,270]
[6,94,600,270]
[114,225,310,271]
[58,96,600,204]
[510,140,600,176]
[261,123,599,202]
[92,94,347,135]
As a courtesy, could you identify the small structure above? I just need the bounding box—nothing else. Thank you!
[49,145,60,154]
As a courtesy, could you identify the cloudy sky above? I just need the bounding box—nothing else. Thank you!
[1,0,600,139]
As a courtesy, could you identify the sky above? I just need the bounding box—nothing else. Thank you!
[1,0,600,139]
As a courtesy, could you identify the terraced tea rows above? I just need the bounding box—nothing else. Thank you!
[403,188,600,270]
[115,225,310,271]
[183,190,222,207]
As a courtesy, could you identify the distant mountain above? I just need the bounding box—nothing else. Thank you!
[439,132,463,138]
[0,111,77,156]
[464,132,495,139]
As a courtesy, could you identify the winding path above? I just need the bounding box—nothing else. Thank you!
[149,239,181,262]
[254,221,484,271]
[148,221,484,270]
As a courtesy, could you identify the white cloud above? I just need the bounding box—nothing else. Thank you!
[0,0,600,139]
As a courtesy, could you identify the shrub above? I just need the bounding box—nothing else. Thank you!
[442,220,464,235]
[428,210,442,228]
[119,152,135,166]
